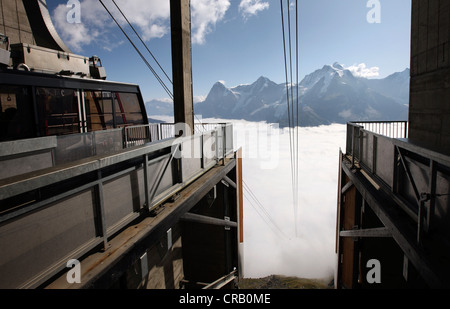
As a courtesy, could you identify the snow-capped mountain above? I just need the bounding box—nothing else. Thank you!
[300,62,351,95]
[145,98,174,117]
[364,68,410,106]
[146,63,410,126]
[295,63,409,124]
[195,77,288,122]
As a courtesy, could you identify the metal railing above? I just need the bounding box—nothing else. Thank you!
[123,123,231,150]
[346,121,408,165]
[0,122,233,180]
[0,121,234,288]
[350,121,408,139]
[345,120,450,245]
[124,124,156,147]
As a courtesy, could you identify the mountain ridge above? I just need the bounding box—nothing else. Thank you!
[145,63,410,126]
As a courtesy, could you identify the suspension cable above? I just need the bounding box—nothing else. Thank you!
[111,0,173,85]
[99,0,174,100]
[243,180,289,240]
[294,0,300,235]
[102,0,207,132]
[280,0,300,236]
[280,0,295,195]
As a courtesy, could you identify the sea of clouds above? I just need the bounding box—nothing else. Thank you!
[152,116,347,280]
[232,120,346,280]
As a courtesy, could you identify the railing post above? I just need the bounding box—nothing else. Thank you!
[222,124,226,165]
[426,160,437,233]
[373,134,378,174]
[123,127,127,148]
[143,154,150,211]
[215,128,220,164]
[96,170,109,251]
[157,123,161,141]
[359,128,363,164]
[418,199,424,244]
[351,125,356,168]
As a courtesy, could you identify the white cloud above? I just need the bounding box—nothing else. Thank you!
[112,0,170,41]
[198,118,346,280]
[53,0,166,53]
[52,0,106,52]
[236,125,346,278]
[53,0,230,52]
[236,122,346,279]
[345,63,380,78]
[191,0,230,44]
[193,95,206,103]
[239,0,269,18]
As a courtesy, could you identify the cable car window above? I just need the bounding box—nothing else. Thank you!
[36,88,80,136]
[0,86,35,141]
[114,92,145,126]
[114,94,126,127]
[84,91,114,131]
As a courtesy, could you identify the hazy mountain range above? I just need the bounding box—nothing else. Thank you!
[145,62,409,126]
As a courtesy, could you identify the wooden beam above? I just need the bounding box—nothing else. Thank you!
[203,269,237,289]
[170,0,194,136]
[341,180,353,194]
[181,212,237,228]
[339,227,392,238]
[236,149,244,244]
[236,148,244,280]
[222,175,236,189]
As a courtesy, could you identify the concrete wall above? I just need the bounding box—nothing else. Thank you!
[0,0,35,46]
[0,0,70,53]
[409,0,450,154]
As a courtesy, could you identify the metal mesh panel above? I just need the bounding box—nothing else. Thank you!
[94,129,123,156]
[54,132,94,165]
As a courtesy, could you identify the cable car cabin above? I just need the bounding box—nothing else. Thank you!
[0,70,148,142]
[0,1,242,290]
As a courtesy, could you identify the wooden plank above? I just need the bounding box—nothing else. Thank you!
[236,148,244,280]
[181,212,237,228]
[170,0,194,135]
[203,270,237,289]
[341,180,353,194]
[340,175,357,289]
[340,227,392,238]
[222,175,236,189]
[236,148,244,244]
[143,232,184,289]
[335,150,343,255]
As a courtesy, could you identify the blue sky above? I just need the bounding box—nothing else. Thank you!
[49,0,412,102]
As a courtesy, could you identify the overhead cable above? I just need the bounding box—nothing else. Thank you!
[243,180,289,240]
[99,0,174,99]
[280,0,300,237]
[100,0,206,131]
[111,0,173,85]
[279,0,295,195]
